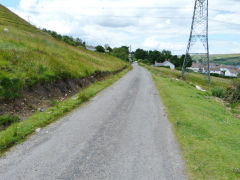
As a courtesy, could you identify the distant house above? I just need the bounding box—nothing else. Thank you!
[219,65,239,77]
[188,62,203,72]
[209,63,221,75]
[86,45,96,51]
[155,61,175,70]
[188,63,240,77]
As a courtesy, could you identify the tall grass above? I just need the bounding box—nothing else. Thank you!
[0,5,127,100]
[0,115,19,126]
[211,86,225,98]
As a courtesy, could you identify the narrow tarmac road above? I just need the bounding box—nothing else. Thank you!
[0,64,186,180]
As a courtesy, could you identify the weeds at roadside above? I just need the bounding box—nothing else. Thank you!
[50,99,59,106]
[0,115,19,126]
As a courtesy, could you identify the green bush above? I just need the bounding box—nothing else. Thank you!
[138,59,150,65]
[225,78,240,103]
[0,75,23,100]
[157,66,170,69]
[211,73,236,79]
[211,86,225,98]
[176,67,182,71]
[0,115,19,126]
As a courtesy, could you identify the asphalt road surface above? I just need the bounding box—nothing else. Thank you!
[0,64,186,180]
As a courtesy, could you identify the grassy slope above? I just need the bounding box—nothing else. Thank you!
[0,4,127,99]
[146,66,231,90]
[142,64,240,179]
[193,54,240,66]
[210,54,240,66]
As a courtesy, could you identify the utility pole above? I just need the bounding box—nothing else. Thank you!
[129,45,132,63]
[182,0,211,83]
[27,16,31,23]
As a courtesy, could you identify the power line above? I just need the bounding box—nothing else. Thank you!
[45,6,237,13]
[209,19,240,26]
[19,9,240,26]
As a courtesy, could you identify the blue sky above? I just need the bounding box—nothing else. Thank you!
[0,0,19,8]
[1,0,240,54]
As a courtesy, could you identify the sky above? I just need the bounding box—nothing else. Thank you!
[0,0,240,54]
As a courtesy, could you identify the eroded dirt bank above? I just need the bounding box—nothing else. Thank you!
[0,66,127,121]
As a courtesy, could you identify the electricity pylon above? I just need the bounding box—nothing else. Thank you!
[182,0,210,83]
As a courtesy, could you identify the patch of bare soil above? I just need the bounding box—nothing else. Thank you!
[0,67,127,121]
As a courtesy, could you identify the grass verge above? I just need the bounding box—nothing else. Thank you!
[0,67,131,155]
[142,64,240,179]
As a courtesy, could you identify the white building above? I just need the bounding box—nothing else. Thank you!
[220,68,238,77]
[187,62,204,72]
[155,61,175,70]
[188,63,240,77]
[86,45,96,51]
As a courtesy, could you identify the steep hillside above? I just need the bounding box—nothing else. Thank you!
[0,4,38,32]
[0,4,127,100]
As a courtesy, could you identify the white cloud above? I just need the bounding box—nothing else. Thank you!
[9,0,240,54]
[143,37,186,52]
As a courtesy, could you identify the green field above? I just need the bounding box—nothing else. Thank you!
[192,54,240,66]
[142,64,240,179]
[210,54,240,66]
[0,4,127,100]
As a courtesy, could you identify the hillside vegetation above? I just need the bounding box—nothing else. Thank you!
[193,53,240,66]
[210,54,240,66]
[0,4,127,100]
[142,64,240,179]
[145,65,231,90]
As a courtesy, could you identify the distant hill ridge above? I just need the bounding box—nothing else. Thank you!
[209,54,240,66]
[192,54,240,66]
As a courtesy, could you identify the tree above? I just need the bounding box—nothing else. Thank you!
[82,41,86,48]
[134,49,148,60]
[148,50,161,64]
[180,54,192,68]
[106,46,113,52]
[96,45,105,53]
[162,50,172,60]
[42,28,86,48]
[61,35,75,46]
[170,55,181,67]
[75,38,83,46]
[75,38,86,48]
[111,46,129,61]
